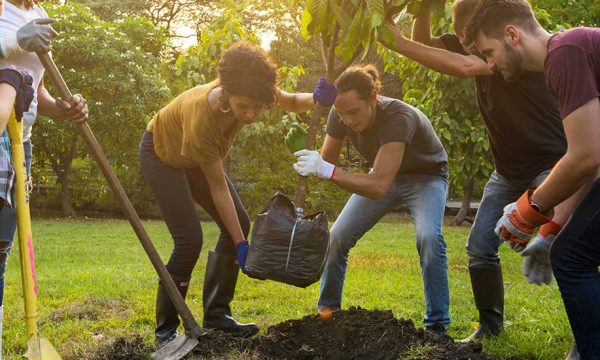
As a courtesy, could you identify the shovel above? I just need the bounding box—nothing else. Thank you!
[7,109,61,360]
[36,52,203,360]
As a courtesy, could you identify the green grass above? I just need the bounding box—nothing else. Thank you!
[2,215,572,359]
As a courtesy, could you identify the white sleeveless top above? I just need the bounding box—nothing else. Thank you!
[0,2,49,141]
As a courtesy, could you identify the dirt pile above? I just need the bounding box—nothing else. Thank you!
[193,307,512,360]
[92,307,514,359]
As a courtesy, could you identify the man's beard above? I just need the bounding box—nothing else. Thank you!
[499,41,524,82]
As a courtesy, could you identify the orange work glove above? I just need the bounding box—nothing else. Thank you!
[494,190,553,252]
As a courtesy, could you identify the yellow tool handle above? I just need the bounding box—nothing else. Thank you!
[7,110,39,340]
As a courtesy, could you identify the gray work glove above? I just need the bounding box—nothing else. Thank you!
[0,18,57,58]
[521,234,554,285]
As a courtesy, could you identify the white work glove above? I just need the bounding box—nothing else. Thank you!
[0,18,57,59]
[293,149,336,180]
[521,234,554,285]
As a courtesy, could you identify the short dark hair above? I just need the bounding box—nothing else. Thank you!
[335,64,383,100]
[452,0,479,25]
[218,42,278,106]
[463,0,538,47]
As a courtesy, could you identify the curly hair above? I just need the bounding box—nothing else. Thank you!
[217,42,278,106]
[463,0,537,48]
[334,64,383,100]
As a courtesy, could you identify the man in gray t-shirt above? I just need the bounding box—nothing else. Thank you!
[326,96,448,178]
[293,65,451,334]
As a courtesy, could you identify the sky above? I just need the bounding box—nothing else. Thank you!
[172,25,277,50]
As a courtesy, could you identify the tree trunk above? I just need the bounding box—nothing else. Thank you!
[49,133,79,217]
[292,22,341,213]
[57,171,76,217]
[293,103,329,211]
[452,177,473,226]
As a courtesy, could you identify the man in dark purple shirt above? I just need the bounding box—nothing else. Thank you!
[379,0,584,348]
[464,0,600,357]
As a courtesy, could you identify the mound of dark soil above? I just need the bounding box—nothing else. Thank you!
[191,307,513,360]
[92,308,514,359]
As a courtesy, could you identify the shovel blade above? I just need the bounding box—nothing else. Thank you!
[25,337,61,360]
[151,335,198,360]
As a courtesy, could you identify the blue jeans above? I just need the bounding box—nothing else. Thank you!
[0,139,32,306]
[550,178,600,359]
[466,169,550,267]
[318,174,450,327]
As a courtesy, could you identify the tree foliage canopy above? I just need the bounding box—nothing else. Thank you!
[29,0,600,217]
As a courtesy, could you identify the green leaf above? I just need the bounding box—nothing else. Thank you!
[300,1,314,40]
[308,0,329,34]
[330,2,353,30]
[309,0,323,19]
[338,2,365,61]
[361,13,373,45]
[442,130,451,141]
[319,2,335,38]
[377,22,397,49]
[367,0,384,28]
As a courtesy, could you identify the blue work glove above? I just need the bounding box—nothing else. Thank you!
[0,19,57,58]
[235,240,250,272]
[313,77,336,106]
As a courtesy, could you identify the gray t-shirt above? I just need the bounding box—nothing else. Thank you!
[326,96,448,178]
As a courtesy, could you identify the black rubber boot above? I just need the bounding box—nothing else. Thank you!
[458,264,505,343]
[155,274,190,344]
[203,251,259,337]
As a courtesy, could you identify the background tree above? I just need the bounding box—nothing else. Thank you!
[71,0,211,34]
[294,0,446,210]
[30,0,597,219]
[32,2,171,216]
[531,0,599,27]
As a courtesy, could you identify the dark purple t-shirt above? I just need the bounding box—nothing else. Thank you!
[545,27,600,119]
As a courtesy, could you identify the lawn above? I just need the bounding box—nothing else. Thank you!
[2,215,572,359]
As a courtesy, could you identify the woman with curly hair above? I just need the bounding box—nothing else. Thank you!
[139,41,336,344]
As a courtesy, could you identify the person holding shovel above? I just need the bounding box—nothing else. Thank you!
[139,41,336,344]
[0,1,86,356]
[293,64,451,335]
[0,65,35,360]
[0,66,33,209]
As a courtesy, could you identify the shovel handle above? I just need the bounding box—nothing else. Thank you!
[36,52,203,338]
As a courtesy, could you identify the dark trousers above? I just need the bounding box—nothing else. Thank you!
[139,131,250,278]
[550,178,600,359]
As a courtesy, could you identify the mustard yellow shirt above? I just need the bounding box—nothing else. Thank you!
[146,80,242,168]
